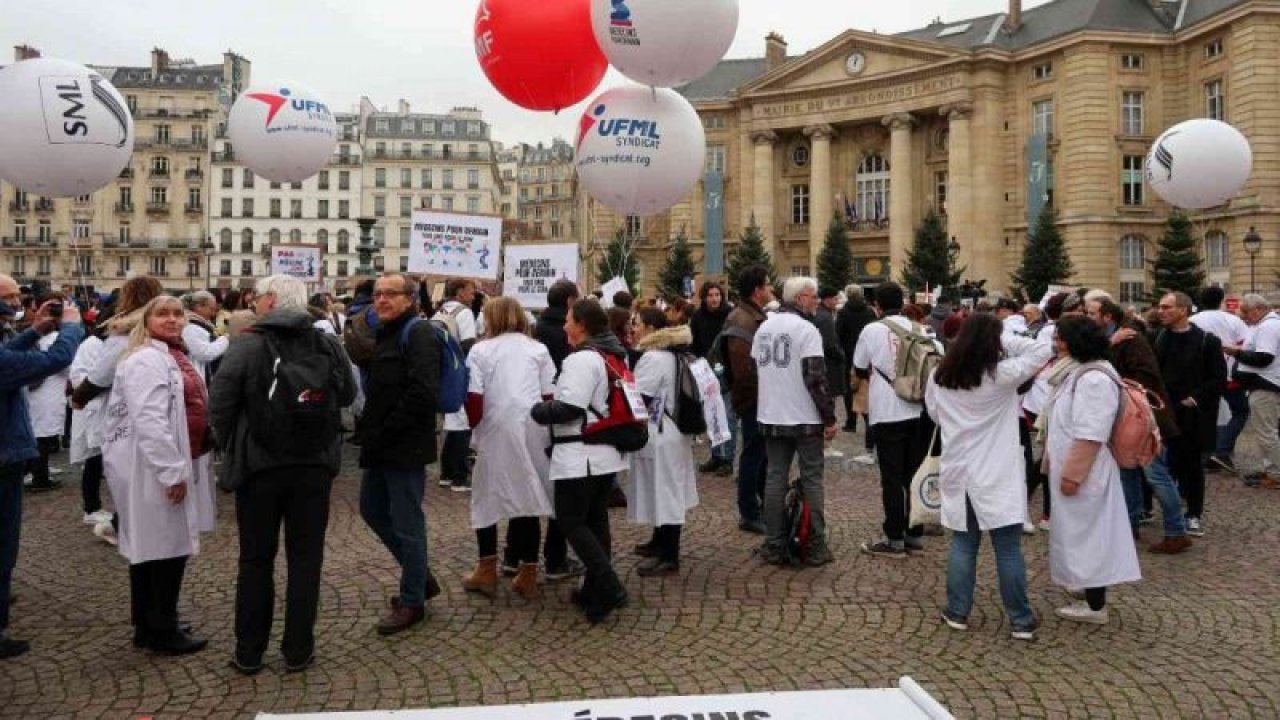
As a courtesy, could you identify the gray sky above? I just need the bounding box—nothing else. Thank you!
[3,0,1044,147]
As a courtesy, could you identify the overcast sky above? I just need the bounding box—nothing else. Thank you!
[3,0,1046,147]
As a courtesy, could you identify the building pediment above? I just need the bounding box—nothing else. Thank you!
[740,30,967,98]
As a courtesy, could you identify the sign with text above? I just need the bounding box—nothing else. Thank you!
[408,210,502,280]
[502,244,580,310]
[269,245,323,283]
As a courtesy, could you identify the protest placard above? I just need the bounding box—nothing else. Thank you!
[502,244,579,309]
[269,245,323,283]
[407,210,502,280]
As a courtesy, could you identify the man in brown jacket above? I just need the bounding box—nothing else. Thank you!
[1089,298,1191,554]
[724,265,773,534]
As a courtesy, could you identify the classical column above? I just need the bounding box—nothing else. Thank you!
[941,101,974,278]
[751,129,778,261]
[804,124,836,274]
[881,113,916,282]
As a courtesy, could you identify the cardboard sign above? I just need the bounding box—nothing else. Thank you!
[407,210,502,280]
[269,245,323,283]
[502,244,579,310]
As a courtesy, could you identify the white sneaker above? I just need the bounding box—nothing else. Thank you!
[852,453,876,466]
[82,510,113,525]
[1186,517,1204,537]
[1022,521,1037,535]
[1035,516,1051,532]
[823,448,844,459]
[93,521,118,547]
[23,474,33,487]
[48,465,64,476]
[1055,602,1108,625]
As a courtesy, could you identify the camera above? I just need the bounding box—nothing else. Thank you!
[47,301,64,318]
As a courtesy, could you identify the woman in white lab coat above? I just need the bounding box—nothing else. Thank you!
[460,297,556,601]
[627,307,698,577]
[69,333,111,526]
[925,312,1053,641]
[101,296,208,655]
[1042,315,1141,625]
[181,291,227,534]
[26,329,71,489]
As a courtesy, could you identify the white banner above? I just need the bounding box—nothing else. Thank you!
[502,243,579,310]
[258,682,954,719]
[269,245,323,283]
[407,210,502,280]
[688,357,730,446]
[600,276,629,308]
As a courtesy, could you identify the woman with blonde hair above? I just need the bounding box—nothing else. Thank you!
[102,296,207,654]
[461,296,557,600]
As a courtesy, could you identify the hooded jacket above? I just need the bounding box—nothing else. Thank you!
[209,309,356,487]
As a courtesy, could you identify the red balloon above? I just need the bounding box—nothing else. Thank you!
[475,0,607,112]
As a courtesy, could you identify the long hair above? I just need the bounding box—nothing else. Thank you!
[125,296,186,356]
[483,296,530,337]
[933,312,1003,391]
[117,276,164,317]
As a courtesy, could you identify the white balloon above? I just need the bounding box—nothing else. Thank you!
[576,86,706,216]
[591,0,739,88]
[227,82,337,183]
[0,57,134,197]
[1145,119,1253,210]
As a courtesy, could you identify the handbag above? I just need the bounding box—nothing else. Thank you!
[908,428,942,527]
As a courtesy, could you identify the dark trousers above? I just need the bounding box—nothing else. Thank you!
[478,516,541,563]
[81,455,104,514]
[440,431,472,483]
[503,518,569,568]
[736,406,768,524]
[360,464,429,607]
[653,524,682,564]
[0,463,23,636]
[554,474,623,608]
[129,555,188,637]
[874,416,930,541]
[1169,407,1206,518]
[29,437,59,485]
[1020,413,1051,518]
[234,467,333,664]
[1085,586,1107,611]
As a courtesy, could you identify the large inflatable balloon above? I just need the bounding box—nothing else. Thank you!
[0,57,134,197]
[475,0,607,112]
[575,86,706,216]
[1146,119,1253,209]
[591,0,739,88]
[226,82,338,183]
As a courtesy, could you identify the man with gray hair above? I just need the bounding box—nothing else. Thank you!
[210,274,357,674]
[752,276,838,566]
[1223,293,1280,488]
[181,290,227,383]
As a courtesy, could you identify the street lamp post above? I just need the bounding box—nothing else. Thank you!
[201,237,215,291]
[356,217,377,276]
[1243,226,1262,293]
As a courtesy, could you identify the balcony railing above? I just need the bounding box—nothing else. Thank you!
[214,150,236,162]
[114,202,135,214]
[145,202,170,215]
[8,202,29,213]
[149,168,170,178]
[185,169,204,180]
[0,237,27,247]
[329,155,360,166]
[184,203,203,215]
[34,200,54,213]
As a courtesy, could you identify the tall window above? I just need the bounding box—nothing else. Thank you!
[855,154,890,224]
[289,229,302,243]
[337,230,350,252]
[73,219,90,239]
[375,168,386,188]
[219,228,232,252]
[1121,91,1144,135]
[150,256,167,276]
[934,171,948,214]
[188,187,202,209]
[269,229,281,245]
[790,184,810,225]
[221,168,233,188]
[339,200,350,219]
[150,186,167,204]
[1031,99,1054,136]
[400,168,412,188]
[1118,234,1148,304]
[374,196,386,217]
[421,169,432,189]
[625,214,642,238]
[705,145,726,174]
[1205,79,1225,121]
[242,198,254,217]
[38,221,52,243]
[400,196,412,217]
[1122,155,1144,206]
[269,199,281,218]
[399,226,411,249]
[221,198,233,217]
[443,169,454,189]
[467,169,480,189]
[13,220,25,241]
[290,199,302,218]
[242,169,254,188]
[467,196,480,213]
[318,171,329,190]
[338,171,350,190]
[241,228,255,252]
[318,199,329,219]
[1204,230,1229,270]
[317,229,329,249]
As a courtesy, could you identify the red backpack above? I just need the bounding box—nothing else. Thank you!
[1077,368,1163,470]
[556,350,650,453]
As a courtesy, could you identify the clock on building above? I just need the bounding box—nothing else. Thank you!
[845,52,867,75]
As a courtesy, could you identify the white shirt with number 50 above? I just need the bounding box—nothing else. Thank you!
[752,310,825,426]
[853,316,942,426]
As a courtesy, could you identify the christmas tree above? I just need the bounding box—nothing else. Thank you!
[900,210,963,299]
[724,216,777,295]
[657,231,697,300]
[595,226,640,295]
[1152,212,1205,300]
[1010,203,1074,301]
[816,212,854,295]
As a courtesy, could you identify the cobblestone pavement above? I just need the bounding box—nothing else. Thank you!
[3,429,1279,719]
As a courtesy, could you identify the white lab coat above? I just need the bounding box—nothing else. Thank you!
[925,335,1054,531]
[180,321,224,533]
[627,344,699,527]
[101,341,201,564]
[182,319,228,382]
[466,333,556,529]
[28,331,70,439]
[1045,364,1141,589]
[69,335,105,464]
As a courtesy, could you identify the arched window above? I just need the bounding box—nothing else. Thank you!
[241,228,254,252]
[1204,230,1229,269]
[289,229,302,244]
[219,228,232,251]
[317,229,329,249]
[269,229,281,245]
[337,229,350,248]
[856,154,890,226]
[1118,234,1148,304]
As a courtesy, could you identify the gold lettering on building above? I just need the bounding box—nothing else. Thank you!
[754,74,964,118]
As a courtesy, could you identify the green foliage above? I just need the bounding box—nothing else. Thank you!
[596,226,640,294]
[1151,212,1205,300]
[657,231,697,300]
[900,210,963,300]
[816,213,854,295]
[724,217,777,297]
[1010,203,1074,302]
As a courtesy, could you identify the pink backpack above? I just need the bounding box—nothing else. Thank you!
[1077,368,1164,470]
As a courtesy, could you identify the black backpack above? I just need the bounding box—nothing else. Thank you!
[705,325,754,390]
[249,329,341,456]
[668,351,707,435]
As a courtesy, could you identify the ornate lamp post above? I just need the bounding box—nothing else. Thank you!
[356,217,377,276]
[1243,226,1262,293]
[201,237,215,291]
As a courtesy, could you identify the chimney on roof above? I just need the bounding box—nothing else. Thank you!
[1005,0,1022,33]
[765,32,787,72]
[151,47,170,75]
[398,99,410,115]
[13,44,40,61]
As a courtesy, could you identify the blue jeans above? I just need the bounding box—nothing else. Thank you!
[0,463,23,636]
[736,406,768,524]
[946,497,1033,627]
[360,465,429,607]
[1216,386,1250,458]
[1121,450,1187,537]
[711,389,738,463]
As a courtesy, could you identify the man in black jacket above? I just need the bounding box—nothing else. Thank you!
[836,284,877,434]
[357,273,442,635]
[210,274,357,673]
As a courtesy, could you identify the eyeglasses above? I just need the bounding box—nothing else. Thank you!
[372,290,410,299]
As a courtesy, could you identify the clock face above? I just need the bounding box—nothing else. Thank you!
[846,52,866,75]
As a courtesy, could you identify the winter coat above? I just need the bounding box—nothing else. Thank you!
[815,306,847,397]
[533,305,572,374]
[356,310,441,468]
[723,300,767,414]
[689,302,732,358]
[836,299,877,365]
[628,325,699,526]
[0,324,84,466]
[209,309,357,487]
[182,313,228,384]
[1153,325,1226,452]
[1108,324,1179,440]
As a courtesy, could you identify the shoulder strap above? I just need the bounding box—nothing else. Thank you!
[399,316,421,352]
